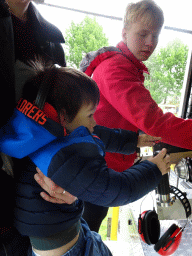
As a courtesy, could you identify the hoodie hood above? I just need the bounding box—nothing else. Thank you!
[0,98,64,158]
[0,98,105,177]
[29,125,105,176]
[80,46,123,77]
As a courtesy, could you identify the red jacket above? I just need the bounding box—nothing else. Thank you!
[80,41,192,172]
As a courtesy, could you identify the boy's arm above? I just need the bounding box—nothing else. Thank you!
[94,125,161,153]
[36,162,160,206]
[47,146,168,207]
[35,148,169,206]
[93,125,138,155]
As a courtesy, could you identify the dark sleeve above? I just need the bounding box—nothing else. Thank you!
[49,145,162,207]
[0,2,15,127]
[52,43,66,67]
[94,125,138,155]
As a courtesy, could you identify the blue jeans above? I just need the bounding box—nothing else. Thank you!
[32,218,112,256]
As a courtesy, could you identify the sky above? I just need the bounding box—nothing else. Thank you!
[35,0,192,50]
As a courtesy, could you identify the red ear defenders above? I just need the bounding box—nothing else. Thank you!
[138,185,192,255]
[138,209,182,255]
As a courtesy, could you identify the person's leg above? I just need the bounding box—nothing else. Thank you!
[80,218,112,256]
[32,250,40,256]
[83,202,109,232]
[31,219,112,256]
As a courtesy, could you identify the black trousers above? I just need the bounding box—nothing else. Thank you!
[0,169,31,255]
[82,201,109,233]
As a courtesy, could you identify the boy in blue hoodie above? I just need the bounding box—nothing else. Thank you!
[0,65,170,256]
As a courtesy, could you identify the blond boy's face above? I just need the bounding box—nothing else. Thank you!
[122,19,161,61]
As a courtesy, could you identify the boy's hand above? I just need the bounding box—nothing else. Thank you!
[148,148,171,175]
[137,134,161,147]
[34,167,77,204]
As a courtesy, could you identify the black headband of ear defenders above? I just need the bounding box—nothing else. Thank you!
[35,68,56,110]
[17,67,64,137]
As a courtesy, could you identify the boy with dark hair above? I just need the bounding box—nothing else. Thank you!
[0,65,170,256]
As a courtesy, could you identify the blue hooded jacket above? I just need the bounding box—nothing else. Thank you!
[0,99,162,237]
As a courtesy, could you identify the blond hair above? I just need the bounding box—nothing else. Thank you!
[123,0,164,30]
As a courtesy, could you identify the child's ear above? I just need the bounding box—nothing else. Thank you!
[59,109,67,127]
[59,109,68,136]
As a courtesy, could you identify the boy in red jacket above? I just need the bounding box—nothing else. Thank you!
[78,0,192,231]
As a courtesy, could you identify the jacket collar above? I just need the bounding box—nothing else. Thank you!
[80,46,122,76]
[116,41,149,74]
[28,2,65,44]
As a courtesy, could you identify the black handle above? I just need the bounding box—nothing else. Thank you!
[157,173,170,195]
[153,150,170,202]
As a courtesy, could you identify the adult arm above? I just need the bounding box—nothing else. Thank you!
[94,55,192,150]
[0,1,15,127]
[35,127,161,204]
[34,167,77,204]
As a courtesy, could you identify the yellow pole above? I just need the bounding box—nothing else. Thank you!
[170,164,175,171]
[110,207,119,241]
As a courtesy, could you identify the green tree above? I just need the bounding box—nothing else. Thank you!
[144,39,188,104]
[64,16,109,68]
